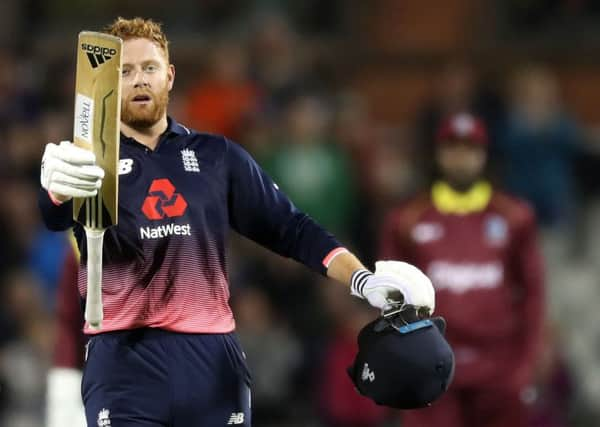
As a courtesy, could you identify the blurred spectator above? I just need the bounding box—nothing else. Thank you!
[261,93,357,238]
[0,177,39,274]
[501,0,600,35]
[39,58,76,112]
[0,269,54,427]
[184,39,261,140]
[38,112,71,149]
[5,120,44,184]
[0,175,69,306]
[45,246,93,427]
[495,65,581,228]
[334,92,417,206]
[232,286,301,426]
[0,50,41,129]
[416,61,506,183]
[333,91,422,263]
[528,323,573,427]
[380,113,545,427]
[28,228,70,310]
[238,109,276,161]
[317,282,388,427]
[248,13,313,109]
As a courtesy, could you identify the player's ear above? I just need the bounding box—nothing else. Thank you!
[167,64,175,91]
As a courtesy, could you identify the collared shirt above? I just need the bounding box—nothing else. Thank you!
[379,183,544,386]
[40,118,342,334]
[431,180,492,215]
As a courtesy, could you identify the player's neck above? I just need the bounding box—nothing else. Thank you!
[443,179,478,193]
[121,116,168,151]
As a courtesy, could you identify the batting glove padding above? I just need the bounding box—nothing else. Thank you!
[41,140,105,201]
[351,261,435,313]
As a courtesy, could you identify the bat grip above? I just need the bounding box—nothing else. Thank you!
[84,228,105,330]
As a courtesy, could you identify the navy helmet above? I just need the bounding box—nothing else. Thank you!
[347,307,455,409]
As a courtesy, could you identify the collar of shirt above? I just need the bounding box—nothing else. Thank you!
[165,117,192,137]
[431,180,492,215]
[121,116,191,150]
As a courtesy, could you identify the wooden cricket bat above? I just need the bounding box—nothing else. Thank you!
[72,31,122,330]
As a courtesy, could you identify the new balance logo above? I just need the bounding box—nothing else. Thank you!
[227,412,245,425]
[119,158,133,175]
[82,43,117,69]
[361,363,375,383]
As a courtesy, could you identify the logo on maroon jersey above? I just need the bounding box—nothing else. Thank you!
[412,222,444,244]
[484,215,508,246]
[141,178,188,220]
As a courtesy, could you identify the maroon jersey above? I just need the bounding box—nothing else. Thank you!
[53,246,85,369]
[380,182,545,389]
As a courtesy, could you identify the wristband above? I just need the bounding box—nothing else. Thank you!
[48,190,64,206]
[350,268,373,297]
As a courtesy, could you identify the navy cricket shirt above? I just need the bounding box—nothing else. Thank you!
[39,118,344,334]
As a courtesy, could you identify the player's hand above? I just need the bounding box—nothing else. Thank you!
[350,261,435,313]
[40,140,105,202]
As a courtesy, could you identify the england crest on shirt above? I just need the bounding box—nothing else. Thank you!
[484,214,508,246]
[181,148,200,172]
[97,408,111,426]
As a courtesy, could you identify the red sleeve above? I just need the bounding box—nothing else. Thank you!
[53,249,86,369]
[511,208,545,381]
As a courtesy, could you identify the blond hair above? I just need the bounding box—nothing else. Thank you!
[105,17,169,60]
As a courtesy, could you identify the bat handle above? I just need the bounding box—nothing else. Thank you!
[84,227,105,330]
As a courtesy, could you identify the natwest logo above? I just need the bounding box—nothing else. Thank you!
[142,178,188,220]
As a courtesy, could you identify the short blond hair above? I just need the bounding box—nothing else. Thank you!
[105,17,169,60]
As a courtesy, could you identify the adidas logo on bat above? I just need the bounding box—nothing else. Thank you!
[81,43,117,69]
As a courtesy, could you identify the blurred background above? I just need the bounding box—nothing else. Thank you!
[1,0,600,426]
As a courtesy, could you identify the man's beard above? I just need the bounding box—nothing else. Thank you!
[121,86,169,129]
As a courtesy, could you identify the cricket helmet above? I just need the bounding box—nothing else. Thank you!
[347,307,455,409]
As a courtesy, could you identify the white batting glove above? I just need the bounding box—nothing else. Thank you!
[41,141,105,202]
[46,368,87,427]
[350,261,435,313]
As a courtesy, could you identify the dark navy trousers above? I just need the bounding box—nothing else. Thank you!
[82,328,252,426]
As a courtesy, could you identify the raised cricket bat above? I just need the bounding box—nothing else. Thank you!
[72,32,122,330]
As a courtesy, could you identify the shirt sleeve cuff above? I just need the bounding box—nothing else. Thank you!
[322,247,349,269]
[48,191,64,206]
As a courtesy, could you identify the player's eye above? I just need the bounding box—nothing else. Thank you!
[122,68,131,77]
[145,64,157,72]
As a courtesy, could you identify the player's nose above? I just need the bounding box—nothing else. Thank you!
[132,70,150,88]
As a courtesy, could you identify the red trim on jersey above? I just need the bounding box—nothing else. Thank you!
[322,247,349,268]
[48,191,64,206]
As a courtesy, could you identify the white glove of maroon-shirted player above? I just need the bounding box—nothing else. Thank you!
[351,261,435,313]
[40,140,105,202]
